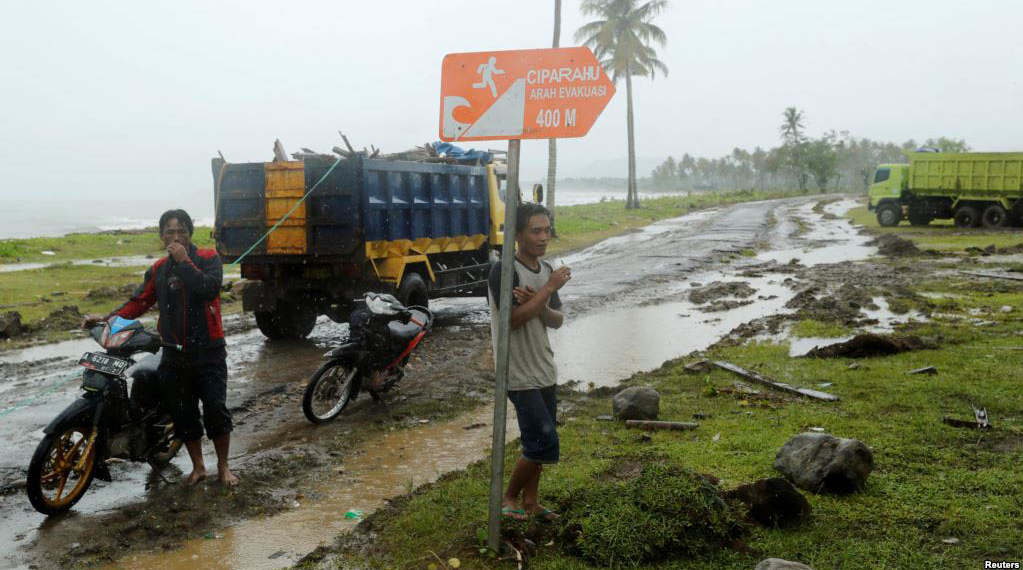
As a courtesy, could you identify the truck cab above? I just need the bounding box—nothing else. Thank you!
[867,164,910,226]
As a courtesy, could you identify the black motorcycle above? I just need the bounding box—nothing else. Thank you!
[302,293,433,424]
[26,317,182,515]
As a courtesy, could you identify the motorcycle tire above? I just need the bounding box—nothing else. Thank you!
[26,420,97,515]
[148,414,183,468]
[303,360,360,424]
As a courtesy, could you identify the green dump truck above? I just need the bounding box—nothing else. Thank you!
[867,152,1023,228]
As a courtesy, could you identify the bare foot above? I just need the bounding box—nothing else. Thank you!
[184,467,207,486]
[218,466,240,486]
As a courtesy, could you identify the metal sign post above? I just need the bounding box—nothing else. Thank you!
[487,138,520,551]
[439,44,615,554]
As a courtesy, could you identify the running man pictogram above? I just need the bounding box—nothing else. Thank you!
[472,56,505,98]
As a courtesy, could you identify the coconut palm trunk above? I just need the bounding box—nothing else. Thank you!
[546,0,561,234]
[625,63,638,209]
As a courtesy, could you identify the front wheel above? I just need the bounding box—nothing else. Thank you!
[876,203,902,227]
[26,421,97,515]
[303,361,360,424]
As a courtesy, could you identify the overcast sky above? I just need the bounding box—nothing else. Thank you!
[2,0,1021,228]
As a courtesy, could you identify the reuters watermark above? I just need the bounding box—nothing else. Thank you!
[985,562,1021,569]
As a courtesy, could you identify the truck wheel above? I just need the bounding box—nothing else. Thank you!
[954,206,980,228]
[397,272,429,309]
[981,204,1009,229]
[255,303,317,340]
[876,203,902,227]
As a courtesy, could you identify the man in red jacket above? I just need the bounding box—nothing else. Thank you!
[85,209,238,486]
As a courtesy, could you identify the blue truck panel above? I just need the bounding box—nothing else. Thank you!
[213,156,490,259]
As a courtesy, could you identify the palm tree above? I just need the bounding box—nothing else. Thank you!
[546,0,561,236]
[575,0,669,209]
[779,107,808,192]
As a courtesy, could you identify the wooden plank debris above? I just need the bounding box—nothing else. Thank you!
[625,420,699,431]
[960,271,1023,282]
[712,361,840,401]
[272,139,288,162]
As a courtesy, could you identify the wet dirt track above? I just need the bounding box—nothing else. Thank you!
[1,195,886,569]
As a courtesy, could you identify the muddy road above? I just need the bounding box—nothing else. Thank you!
[0,195,899,569]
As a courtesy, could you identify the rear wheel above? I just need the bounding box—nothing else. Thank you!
[397,272,429,309]
[954,206,981,228]
[981,204,1009,229]
[876,203,902,227]
[303,361,360,424]
[148,415,183,467]
[255,302,317,340]
[26,421,97,515]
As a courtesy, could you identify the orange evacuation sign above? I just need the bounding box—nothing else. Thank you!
[439,47,615,142]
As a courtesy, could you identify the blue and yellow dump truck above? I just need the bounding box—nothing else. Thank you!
[212,154,507,339]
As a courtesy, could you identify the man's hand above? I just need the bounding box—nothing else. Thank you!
[81,315,105,330]
[546,266,571,292]
[512,286,536,305]
[167,242,188,263]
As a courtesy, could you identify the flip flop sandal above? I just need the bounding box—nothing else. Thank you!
[534,508,560,522]
[501,507,527,520]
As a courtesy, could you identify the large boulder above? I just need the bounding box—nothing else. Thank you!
[0,311,25,339]
[612,386,660,420]
[725,477,811,528]
[774,433,873,494]
[754,559,816,570]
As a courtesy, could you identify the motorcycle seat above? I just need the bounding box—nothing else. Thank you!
[387,320,421,342]
[130,353,161,383]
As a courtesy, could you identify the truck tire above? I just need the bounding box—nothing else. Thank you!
[954,206,981,228]
[255,302,317,340]
[397,272,429,309]
[876,203,902,227]
[981,204,1009,229]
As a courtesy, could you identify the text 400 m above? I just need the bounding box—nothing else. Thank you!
[535,108,577,128]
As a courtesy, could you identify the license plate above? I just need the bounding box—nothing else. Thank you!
[79,352,130,376]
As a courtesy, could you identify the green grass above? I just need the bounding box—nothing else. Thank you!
[0,227,215,265]
[789,319,854,338]
[316,271,1023,570]
[845,207,1023,252]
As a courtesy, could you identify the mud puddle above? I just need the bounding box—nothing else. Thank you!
[756,199,875,266]
[102,406,515,570]
[551,274,795,388]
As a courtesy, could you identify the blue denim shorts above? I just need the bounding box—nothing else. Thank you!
[508,385,559,464]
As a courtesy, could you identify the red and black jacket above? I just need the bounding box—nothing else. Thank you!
[111,245,225,352]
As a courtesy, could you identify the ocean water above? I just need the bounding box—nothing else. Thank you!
[1,189,684,239]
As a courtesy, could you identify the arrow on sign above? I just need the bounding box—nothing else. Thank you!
[439,47,616,142]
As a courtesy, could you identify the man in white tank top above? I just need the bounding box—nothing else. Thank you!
[488,203,571,521]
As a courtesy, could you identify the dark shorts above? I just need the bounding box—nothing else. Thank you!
[508,385,559,464]
[158,347,232,442]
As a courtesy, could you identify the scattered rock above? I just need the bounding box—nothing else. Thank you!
[684,359,714,374]
[1000,305,1013,313]
[847,362,861,370]
[701,299,755,312]
[0,311,25,339]
[774,432,874,494]
[754,559,816,570]
[725,477,811,529]
[906,366,937,375]
[941,537,960,545]
[612,386,660,421]
[689,281,756,304]
[868,234,921,256]
[804,333,926,358]
[693,413,712,420]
